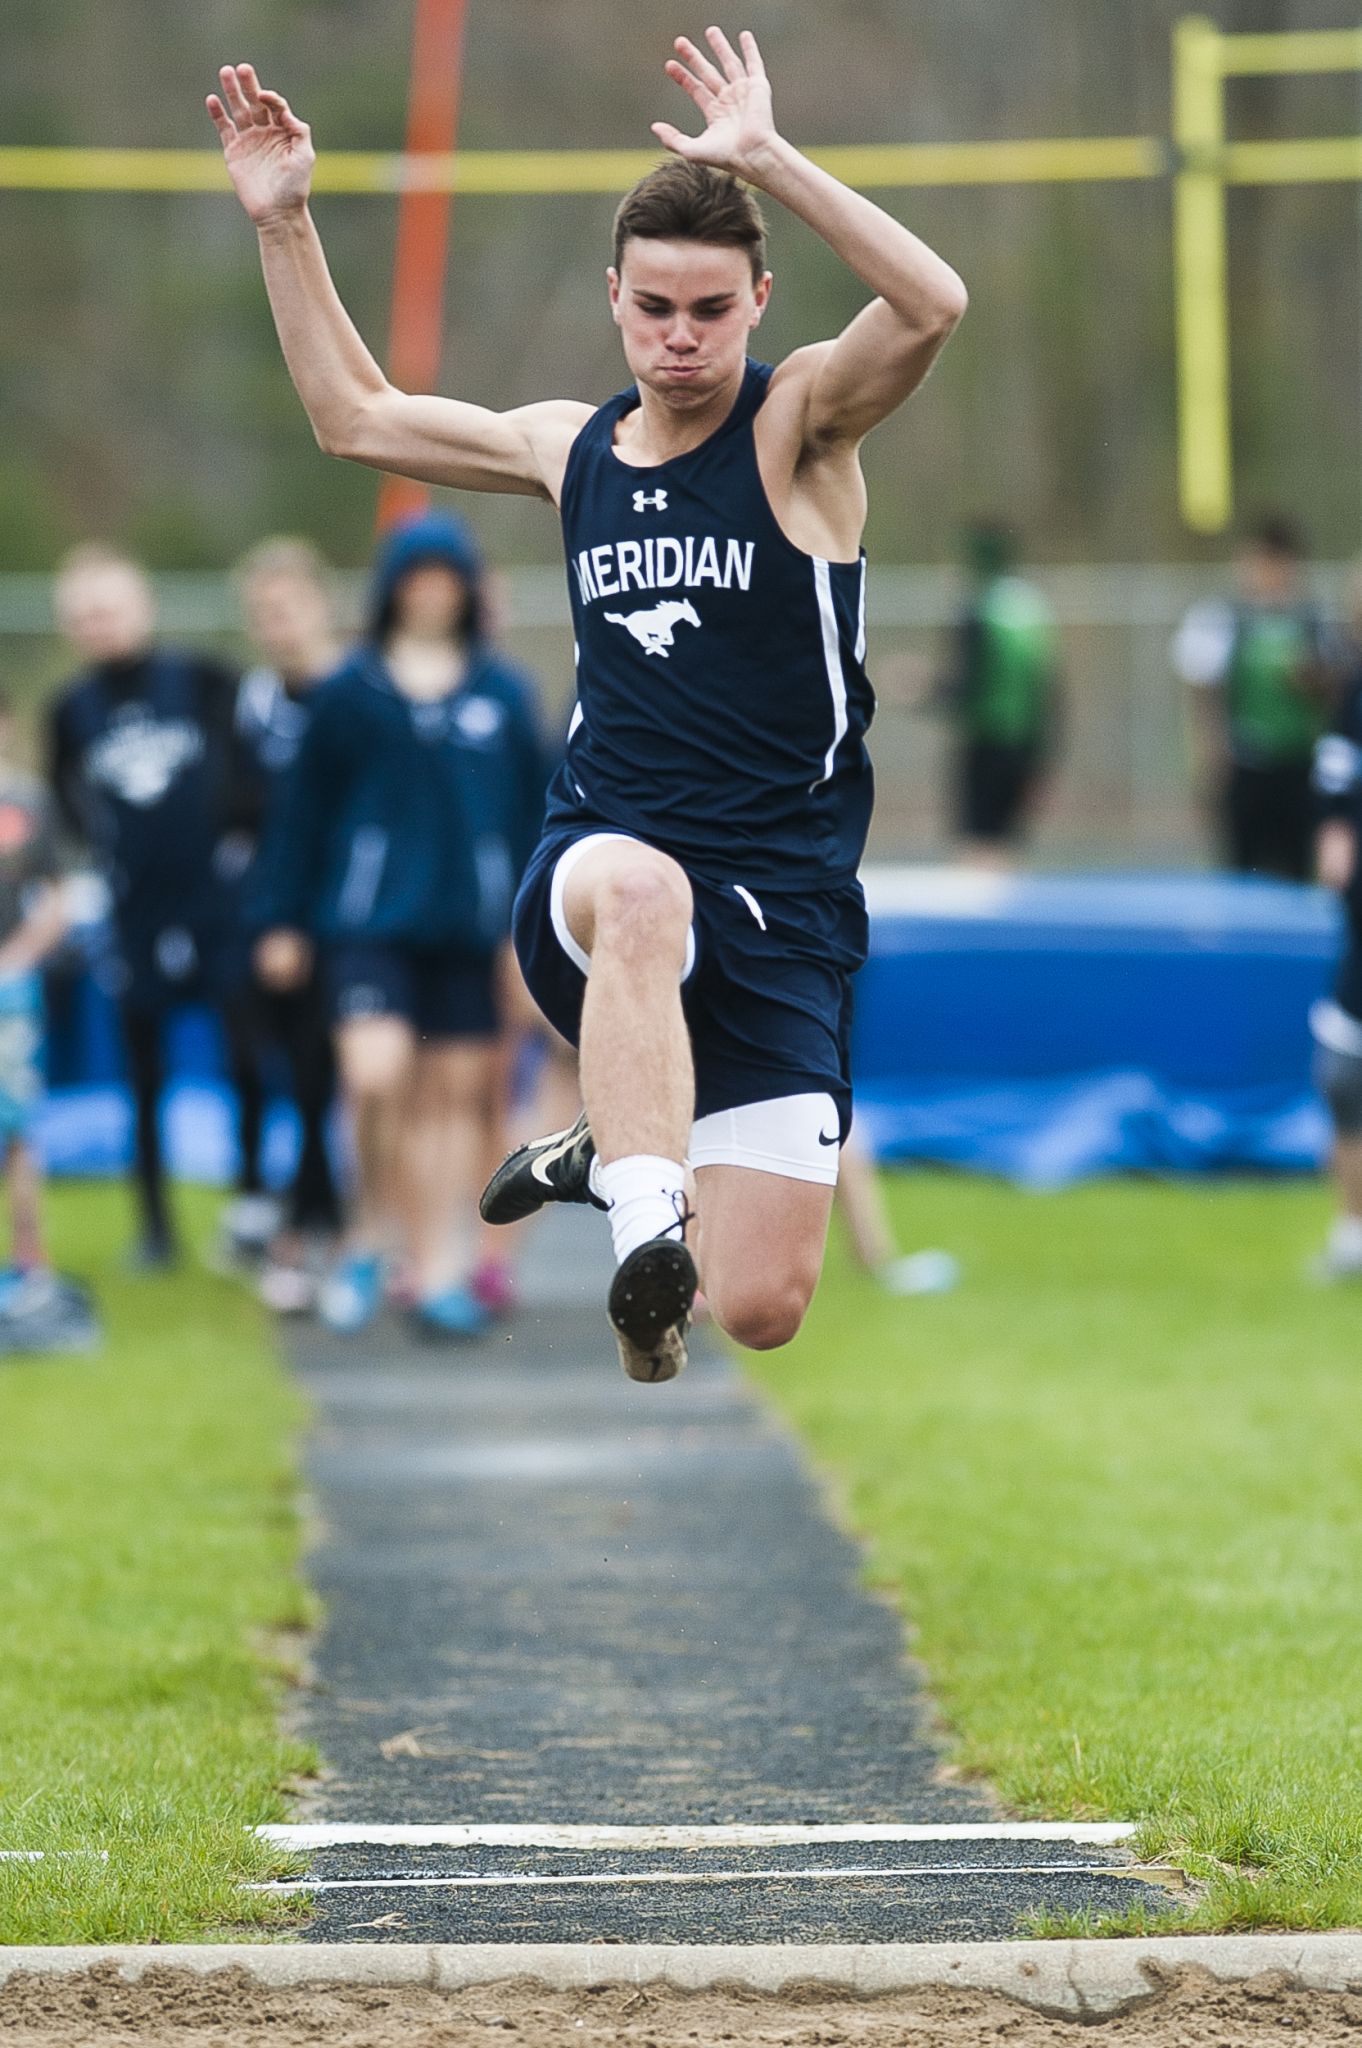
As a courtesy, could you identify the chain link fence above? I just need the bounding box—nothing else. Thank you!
[2,563,1352,868]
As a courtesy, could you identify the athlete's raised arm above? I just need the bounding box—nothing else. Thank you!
[655,28,967,448]
[206,65,590,500]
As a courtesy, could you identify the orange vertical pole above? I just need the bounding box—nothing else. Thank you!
[376,0,469,530]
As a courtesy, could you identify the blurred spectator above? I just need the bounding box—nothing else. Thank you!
[1174,515,1331,881]
[231,537,344,1310]
[834,1127,960,1295]
[251,512,550,1339]
[46,545,260,1268]
[1309,561,1362,1281]
[935,519,1060,867]
[0,690,99,1352]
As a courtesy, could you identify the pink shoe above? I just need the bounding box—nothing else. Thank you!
[469,1256,517,1318]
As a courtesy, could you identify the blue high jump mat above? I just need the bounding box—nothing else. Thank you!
[853,868,1340,1186]
[26,871,1343,1187]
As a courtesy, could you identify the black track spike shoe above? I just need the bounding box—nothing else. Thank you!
[608,1236,698,1384]
[479,1109,605,1226]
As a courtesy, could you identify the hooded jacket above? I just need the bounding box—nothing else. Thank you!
[251,514,550,952]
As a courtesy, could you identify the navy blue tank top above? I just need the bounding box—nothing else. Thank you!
[547,358,874,892]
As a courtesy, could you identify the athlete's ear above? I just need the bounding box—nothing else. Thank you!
[607,266,622,325]
[750,270,773,327]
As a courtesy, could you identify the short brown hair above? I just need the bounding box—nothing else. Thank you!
[233,535,330,595]
[613,160,767,284]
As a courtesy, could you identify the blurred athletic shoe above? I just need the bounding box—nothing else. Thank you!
[220,1193,283,1267]
[126,1229,178,1274]
[0,1270,101,1356]
[258,1258,317,1315]
[410,1284,490,1341]
[318,1253,384,1334]
[469,1255,517,1318]
[877,1249,962,1296]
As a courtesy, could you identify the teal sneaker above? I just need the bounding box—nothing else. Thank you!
[410,1284,491,1341]
[318,1253,384,1334]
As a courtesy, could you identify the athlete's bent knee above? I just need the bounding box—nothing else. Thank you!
[337,1022,413,1102]
[713,1278,812,1353]
[591,858,692,965]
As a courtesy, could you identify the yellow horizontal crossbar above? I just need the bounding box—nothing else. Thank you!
[0,137,1164,196]
[1226,136,1362,184]
[1217,27,1362,75]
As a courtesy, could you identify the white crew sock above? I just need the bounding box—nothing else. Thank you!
[591,1154,688,1265]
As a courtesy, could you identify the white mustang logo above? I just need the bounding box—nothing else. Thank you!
[603,599,700,658]
[632,489,668,512]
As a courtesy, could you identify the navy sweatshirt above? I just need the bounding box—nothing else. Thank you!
[251,645,549,954]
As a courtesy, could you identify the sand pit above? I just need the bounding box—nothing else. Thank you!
[4,1961,1362,2047]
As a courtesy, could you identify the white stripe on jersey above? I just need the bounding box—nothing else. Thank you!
[812,557,849,788]
[855,557,867,664]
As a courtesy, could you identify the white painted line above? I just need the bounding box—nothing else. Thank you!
[257,1821,1136,1851]
[250,1860,1134,1895]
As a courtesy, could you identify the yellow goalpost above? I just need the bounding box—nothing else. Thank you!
[2,17,1360,534]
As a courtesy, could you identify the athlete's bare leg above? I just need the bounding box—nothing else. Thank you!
[6,1138,47,1272]
[402,1040,497,1294]
[560,841,834,1349]
[333,1015,415,1256]
[696,1165,834,1350]
[561,840,695,1168]
[1335,1133,1362,1221]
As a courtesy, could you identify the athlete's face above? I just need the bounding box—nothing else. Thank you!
[243,571,333,672]
[56,565,156,664]
[390,562,469,642]
[1238,544,1300,608]
[609,240,772,407]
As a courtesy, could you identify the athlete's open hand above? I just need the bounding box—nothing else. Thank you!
[207,64,315,225]
[653,28,780,180]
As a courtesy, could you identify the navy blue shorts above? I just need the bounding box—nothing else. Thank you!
[326,941,498,1041]
[102,917,247,1016]
[513,827,868,1163]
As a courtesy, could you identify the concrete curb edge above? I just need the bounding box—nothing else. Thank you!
[1,1934,1361,2014]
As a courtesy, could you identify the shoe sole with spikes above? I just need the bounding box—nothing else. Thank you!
[479,1109,605,1226]
[608,1237,697,1384]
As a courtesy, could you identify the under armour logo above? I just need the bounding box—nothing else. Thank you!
[632,489,668,513]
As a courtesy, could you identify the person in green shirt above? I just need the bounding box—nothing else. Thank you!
[1175,515,1332,881]
[938,519,1060,865]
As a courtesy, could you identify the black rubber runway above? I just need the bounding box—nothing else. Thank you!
[285,1212,1174,1942]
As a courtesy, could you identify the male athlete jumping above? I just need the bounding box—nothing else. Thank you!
[209,29,966,1381]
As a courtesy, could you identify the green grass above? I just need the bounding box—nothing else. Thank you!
[743,1173,1362,1933]
[0,1184,312,1943]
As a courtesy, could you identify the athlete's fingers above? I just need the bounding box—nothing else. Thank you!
[738,29,766,78]
[218,66,253,126]
[673,34,727,95]
[664,58,719,118]
[235,62,273,125]
[651,120,701,158]
[205,95,237,143]
[258,88,306,136]
[705,25,746,83]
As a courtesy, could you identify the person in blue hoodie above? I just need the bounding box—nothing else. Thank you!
[251,511,550,1337]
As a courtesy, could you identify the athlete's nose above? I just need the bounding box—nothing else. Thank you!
[663,316,699,353]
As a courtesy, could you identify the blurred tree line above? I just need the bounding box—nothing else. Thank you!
[2,0,1361,574]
